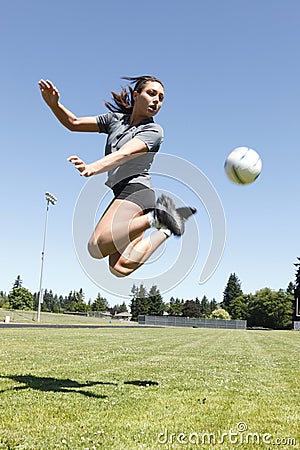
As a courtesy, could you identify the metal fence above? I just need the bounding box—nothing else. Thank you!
[138,315,247,329]
[294,321,300,331]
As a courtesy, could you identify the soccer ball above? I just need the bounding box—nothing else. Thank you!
[224,147,262,184]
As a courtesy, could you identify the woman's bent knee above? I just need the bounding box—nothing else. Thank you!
[108,254,136,278]
[109,264,129,277]
[87,237,105,259]
[88,230,117,259]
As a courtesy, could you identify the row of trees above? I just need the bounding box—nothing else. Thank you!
[129,277,296,328]
[222,273,295,329]
[1,268,298,329]
[0,278,220,320]
[129,283,220,320]
[0,276,127,315]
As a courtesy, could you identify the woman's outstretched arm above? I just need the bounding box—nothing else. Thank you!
[68,137,148,177]
[38,79,99,132]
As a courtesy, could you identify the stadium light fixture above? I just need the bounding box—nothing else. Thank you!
[37,192,57,322]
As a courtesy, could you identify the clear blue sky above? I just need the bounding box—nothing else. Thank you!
[1,0,299,306]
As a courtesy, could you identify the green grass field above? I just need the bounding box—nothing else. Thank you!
[0,327,299,449]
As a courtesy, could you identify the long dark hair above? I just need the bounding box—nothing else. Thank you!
[105,75,164,114]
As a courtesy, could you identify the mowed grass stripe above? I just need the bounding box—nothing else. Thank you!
[0,328,299,449]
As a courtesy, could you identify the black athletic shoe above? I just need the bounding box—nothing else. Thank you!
[154,194,185,236]
[176,206,197,220]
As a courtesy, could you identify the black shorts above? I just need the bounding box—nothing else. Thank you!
[112,182,156,212]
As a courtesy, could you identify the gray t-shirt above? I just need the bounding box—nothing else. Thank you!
[96,112,164,188]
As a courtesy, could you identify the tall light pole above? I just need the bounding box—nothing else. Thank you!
[37,192,57,323]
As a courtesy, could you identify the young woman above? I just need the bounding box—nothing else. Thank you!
[38,76,196,277]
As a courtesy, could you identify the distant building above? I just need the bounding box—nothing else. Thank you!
[89,311,112,318]
[114,312,132,321]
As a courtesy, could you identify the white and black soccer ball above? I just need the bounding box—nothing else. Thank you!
[224,147,262,184]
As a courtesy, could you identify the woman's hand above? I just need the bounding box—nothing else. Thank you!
[68,155,97,177]
[38,79,60,108]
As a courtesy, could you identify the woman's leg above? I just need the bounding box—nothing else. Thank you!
[88,198,169,276]
[88,199,156,258]
[108,228,169,277]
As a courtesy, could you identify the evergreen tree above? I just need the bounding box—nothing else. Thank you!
[13,275,22,289]
[137,284,148,299]
[135,296,150,316]
[209,298,217,315]
[58,295,64,313]
[200,295,210,317]
[119,301,128,313]
[8,287,33,310]
[130,283,149,320]
[130,284,139,299]
[91,293,109,312]
[130,297,139,321]
[32,290,61,313]
[52,294,60,313]
[74,288,88,312]
[32,292,38,310]
[148,285,164,315]
[42,289,56,312]
[109,301,128,315]
[223,273,243,313]
[167,297,183,316]
[62,291,77,311]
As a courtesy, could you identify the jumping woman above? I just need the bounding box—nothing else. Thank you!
[38,76,196,277]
